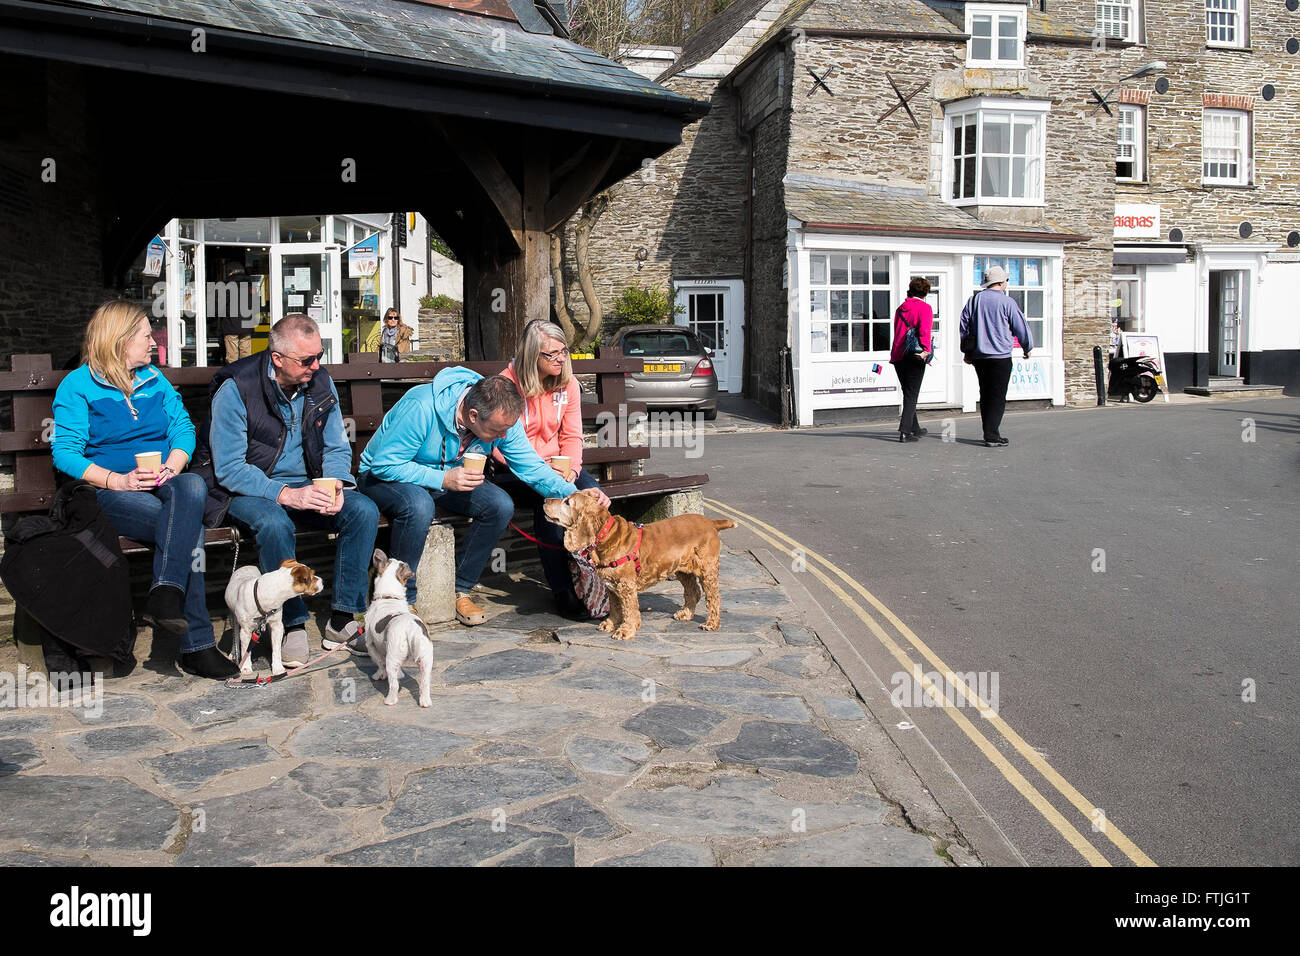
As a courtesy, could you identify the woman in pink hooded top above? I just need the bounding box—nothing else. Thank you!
[890,276,934,442]
[494,320,608,619]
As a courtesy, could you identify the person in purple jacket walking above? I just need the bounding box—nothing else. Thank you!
[890,277,934,442]
[959,264,1033,447]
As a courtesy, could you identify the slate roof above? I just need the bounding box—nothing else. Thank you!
[37,0,700,111]
[657,0,774,82]
[784,174,1086,242]
[792,0,962,35]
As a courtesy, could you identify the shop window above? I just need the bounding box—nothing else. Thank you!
[280,215,323,242]
[1097,0,1139,42]
[1202,108,1250,185]
[1117,105,1145,181]
[808,253,891,355]
[1205,0,1247,47]
[203,218,272,244]
[972,256,1047,349]
[966,4,1025,67]
[947,99,1049,205]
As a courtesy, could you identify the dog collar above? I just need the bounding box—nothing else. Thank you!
[594,516,618,545]
[584,523,644,575]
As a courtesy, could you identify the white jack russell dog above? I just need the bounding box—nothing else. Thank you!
[365,549,434,707]
[225,559,324,677]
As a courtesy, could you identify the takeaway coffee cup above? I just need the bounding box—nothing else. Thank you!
[550,455,571,477]
[312,478,339,502]
[135,451,162,472]
[463,453,487,474]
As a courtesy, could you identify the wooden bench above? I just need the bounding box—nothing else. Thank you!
[0,348,708,627]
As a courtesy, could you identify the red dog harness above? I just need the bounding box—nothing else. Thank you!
[583,517,644,574]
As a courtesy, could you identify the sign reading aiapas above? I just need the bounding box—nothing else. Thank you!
[1114,204,1160,239]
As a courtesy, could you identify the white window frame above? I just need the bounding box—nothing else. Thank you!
[1116,104,1145,182]
[1205,0,1247,48]
[944,97,1050,207]
[971,256,1051,354]
[1202,108,1251,185]
[965,4,1026,68]
[806,253,894,356]
[1097,0,1138,42]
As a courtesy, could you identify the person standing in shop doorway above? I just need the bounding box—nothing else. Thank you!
[959,264,1033,447]
[218,262,256,364]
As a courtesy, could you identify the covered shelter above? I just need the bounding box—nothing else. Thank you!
[0,0,708,362]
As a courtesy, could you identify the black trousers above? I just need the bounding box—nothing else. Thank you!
[894,357,926,435]
[972,357,1013,440]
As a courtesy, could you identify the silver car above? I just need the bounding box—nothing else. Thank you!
[612,325,719,420]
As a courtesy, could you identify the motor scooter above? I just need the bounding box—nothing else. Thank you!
[1107,353,1162,403]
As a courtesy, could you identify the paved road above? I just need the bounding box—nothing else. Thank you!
[649,396,1300,866]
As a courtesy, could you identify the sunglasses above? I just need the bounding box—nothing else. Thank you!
[277,351,324,368]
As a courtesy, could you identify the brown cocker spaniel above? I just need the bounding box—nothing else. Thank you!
[543,493,736,641]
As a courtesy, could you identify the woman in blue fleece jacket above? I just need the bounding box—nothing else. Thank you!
[51,301,238,679]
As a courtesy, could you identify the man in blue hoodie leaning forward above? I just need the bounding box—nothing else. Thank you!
[358,369,610,626]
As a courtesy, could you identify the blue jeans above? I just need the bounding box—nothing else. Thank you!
[494,468,600,598]
[358,471,520,600]
[224,489,379,628]
[96,472,214,653]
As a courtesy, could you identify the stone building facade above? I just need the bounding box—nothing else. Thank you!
[1049,0,1300,392]
[583,0,1300,422]
[582,0,1145,422]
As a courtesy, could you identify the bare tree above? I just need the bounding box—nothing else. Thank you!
[551,0,736,349]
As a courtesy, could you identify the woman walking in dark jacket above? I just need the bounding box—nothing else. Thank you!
[890,277,934,442]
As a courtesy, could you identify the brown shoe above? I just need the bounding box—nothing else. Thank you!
[455,594,487,626]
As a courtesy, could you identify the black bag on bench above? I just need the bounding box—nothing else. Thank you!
[0,480,135,667]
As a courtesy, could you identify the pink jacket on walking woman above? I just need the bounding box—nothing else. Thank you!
[889,296,934,364]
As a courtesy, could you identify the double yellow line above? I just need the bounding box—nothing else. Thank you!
[705,497,1156,868]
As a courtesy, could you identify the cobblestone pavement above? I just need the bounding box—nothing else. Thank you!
[0,550,977,867]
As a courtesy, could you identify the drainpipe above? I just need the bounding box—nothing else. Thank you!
[723,76,755,402]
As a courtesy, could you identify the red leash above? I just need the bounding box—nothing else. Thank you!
[509,520,565,550]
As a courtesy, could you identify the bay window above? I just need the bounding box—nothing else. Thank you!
[946,99,1049,205]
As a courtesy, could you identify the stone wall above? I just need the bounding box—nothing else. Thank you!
[783,31,1125,403]
[414,307,465,361]
[1049,0,1300,250]
[0,59,115,373]
[738,43,794,411]
[568,76,747,340]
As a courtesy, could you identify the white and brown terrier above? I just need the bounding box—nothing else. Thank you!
[225,559,324,677]
[365,549,434,707]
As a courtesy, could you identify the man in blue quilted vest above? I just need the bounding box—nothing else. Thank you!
[193,314,378,664]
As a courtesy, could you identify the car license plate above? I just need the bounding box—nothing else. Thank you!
[643,363,682,373]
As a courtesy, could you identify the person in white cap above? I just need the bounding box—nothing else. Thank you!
[959,264,1033,447]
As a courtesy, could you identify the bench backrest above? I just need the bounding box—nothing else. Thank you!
[0,348,646,515]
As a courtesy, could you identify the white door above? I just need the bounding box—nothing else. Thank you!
[910,265,952,405]
[272,244,343,362]
[675,279,744,392]
[1218,270,1241,376]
